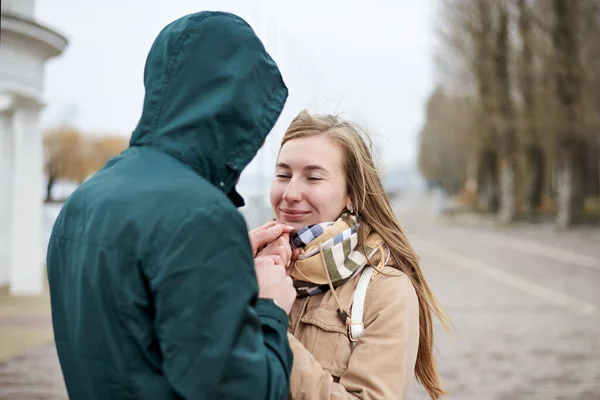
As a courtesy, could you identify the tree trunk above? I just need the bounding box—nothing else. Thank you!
[518,0,545,214]
[495,1,517,223]
[556,140,585,227]
[553,0,584,227]
[585,135,600,197]
[556,162,574,228]
[473,0,498,211]
[46,174,55,203]
[479,149,499,212]
[597,136,600,197]
[524,145,545,212]
[499,158,517,223]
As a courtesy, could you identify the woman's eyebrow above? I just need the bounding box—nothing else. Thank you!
[276,162,329,173]
[304,165,328,173]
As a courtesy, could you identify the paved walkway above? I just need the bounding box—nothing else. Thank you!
[0,345,65,400]
[1,195,599,399]
[0,286,53,363]
[0,283,66,399]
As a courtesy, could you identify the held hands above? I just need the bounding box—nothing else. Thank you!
[249,221,301,274]
[249,221,292,259]
[249,221,299,314]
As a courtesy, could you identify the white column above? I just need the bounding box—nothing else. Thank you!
[0,107,14,287]
[1,0,36,18]
[10,99,44,295]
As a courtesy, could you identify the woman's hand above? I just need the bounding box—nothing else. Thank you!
[249,221,294,258]
[287,248,301,276]
[257,233,293,267]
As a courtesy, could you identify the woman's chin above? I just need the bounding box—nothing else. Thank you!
[276,219,303,230]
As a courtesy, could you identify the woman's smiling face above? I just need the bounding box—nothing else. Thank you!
[270,135,349,229]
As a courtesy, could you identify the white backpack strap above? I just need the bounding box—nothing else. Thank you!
[349,266,375,344]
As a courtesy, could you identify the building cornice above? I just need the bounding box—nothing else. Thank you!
[0,11,68,59]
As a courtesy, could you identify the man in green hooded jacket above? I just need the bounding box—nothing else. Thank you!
[47,11,295,399]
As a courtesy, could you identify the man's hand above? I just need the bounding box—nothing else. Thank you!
[257,233,292,267]
[249,221,294,257]
[254,255,296,315]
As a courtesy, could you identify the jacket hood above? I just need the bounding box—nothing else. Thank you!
[130,11,288,203]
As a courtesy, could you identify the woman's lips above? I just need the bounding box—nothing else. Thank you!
[280,209,309,221]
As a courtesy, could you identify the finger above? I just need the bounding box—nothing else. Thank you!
[263,254,285,268]
[281,225,296,234]
[261,245,287,260]
[276,238,292,264]
[283,276,294,288]
[253,221,294,234]
[285,263,293,276]
[291,249,300,261]
[274,243,286,256]
[278,233,291,245]
[251,220,277,234]
[274,235,291,253]
[248,221,277,242]
[250,225,285,253]
[278,233,292,247]
[257,242,289,259]
[283,242,292,262]
[254,256,273,268]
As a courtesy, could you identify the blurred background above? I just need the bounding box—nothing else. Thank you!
[0,0,599,399]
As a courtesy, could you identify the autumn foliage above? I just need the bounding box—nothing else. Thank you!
[43,127,128,201]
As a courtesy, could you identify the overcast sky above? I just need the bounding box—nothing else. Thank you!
[36,0,437,180]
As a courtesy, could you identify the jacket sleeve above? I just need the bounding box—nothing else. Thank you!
[148,202,293,399]
[288,274,420,400]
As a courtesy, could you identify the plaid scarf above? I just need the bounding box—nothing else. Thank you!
[290,213,385,296]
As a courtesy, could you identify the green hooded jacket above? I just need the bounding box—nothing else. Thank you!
[47,11,291,400]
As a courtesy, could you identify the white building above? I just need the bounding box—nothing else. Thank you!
[0,0,68,294]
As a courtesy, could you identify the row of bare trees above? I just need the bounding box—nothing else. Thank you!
[43,127,128,202]
[419,0,600,227]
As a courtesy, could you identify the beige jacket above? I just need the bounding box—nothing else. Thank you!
[287,266,420,399]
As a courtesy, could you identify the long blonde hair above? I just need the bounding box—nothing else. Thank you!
[280,110,451,399]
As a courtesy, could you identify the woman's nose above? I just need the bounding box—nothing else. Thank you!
[282,179,302,203]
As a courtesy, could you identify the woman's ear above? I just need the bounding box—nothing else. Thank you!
[346,203,354,214]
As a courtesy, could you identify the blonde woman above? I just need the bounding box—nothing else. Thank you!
[257,110,450,399]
